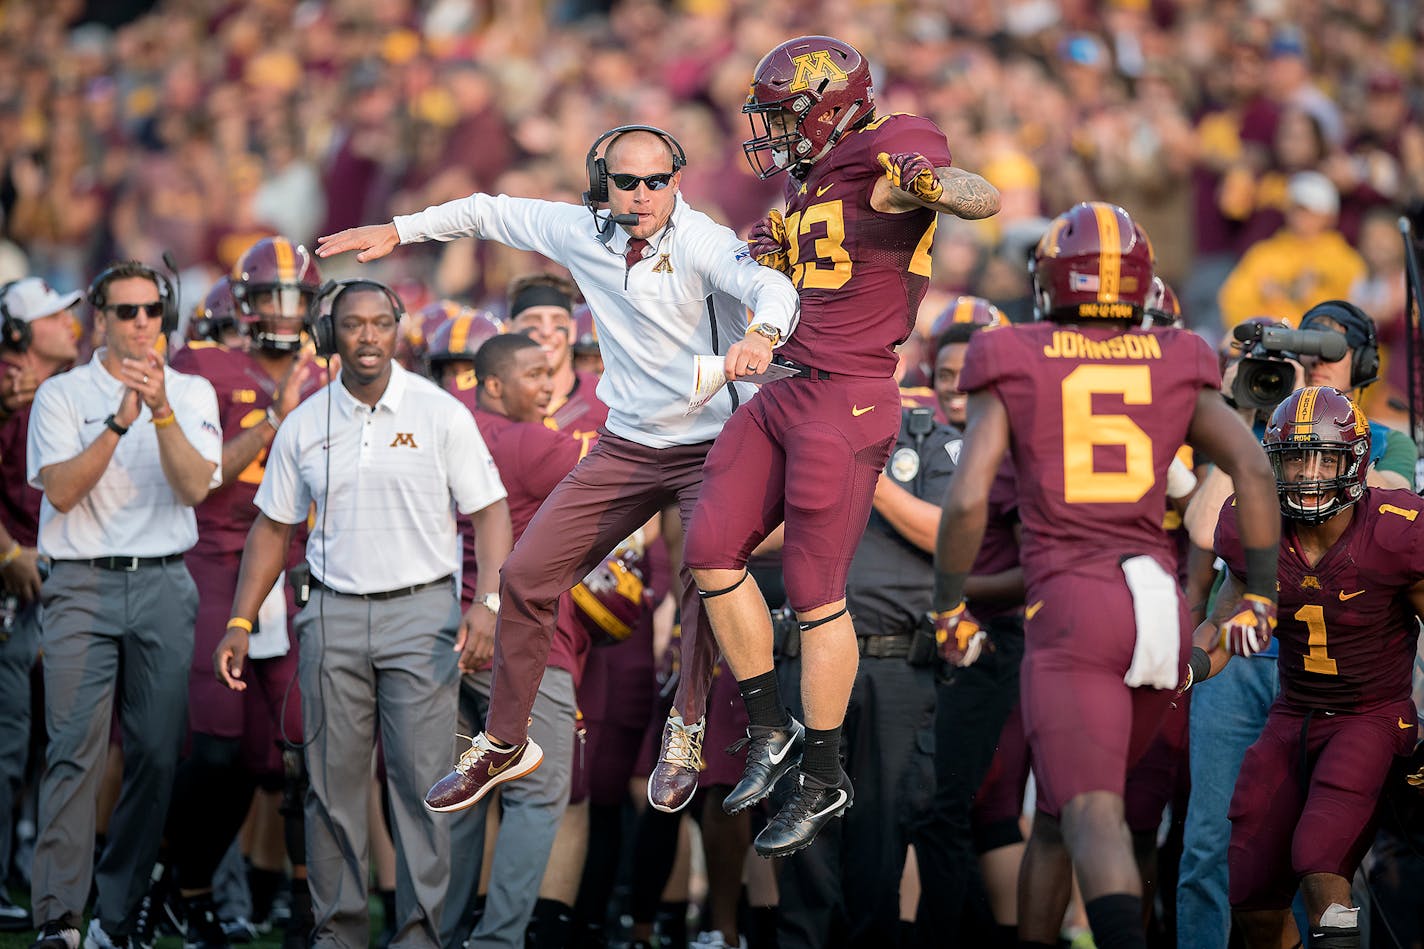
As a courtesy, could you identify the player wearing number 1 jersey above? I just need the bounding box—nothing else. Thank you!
[931,202,1280,949]
[684,34,1000,857]
[1205,386,1422,949]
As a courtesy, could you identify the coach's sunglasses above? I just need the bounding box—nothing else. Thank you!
[102,302,165,320]
[609,172,675,192]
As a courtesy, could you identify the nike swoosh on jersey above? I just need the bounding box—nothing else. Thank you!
[1338,590,1365,601]
[851,405,875,417]
[1401,718,1416,730]
[1025,600,1044,620]
[816,182,835,197]
[808,788,850,821]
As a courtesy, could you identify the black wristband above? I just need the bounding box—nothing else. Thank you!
[1188,646,1211,687]
[932,571,968,612]
[1242,545,1278,600]
[104,414,129,436]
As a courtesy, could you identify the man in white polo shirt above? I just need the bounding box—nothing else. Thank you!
[214,280,512,948]
[317,125,800,821]
[26,261,222,949]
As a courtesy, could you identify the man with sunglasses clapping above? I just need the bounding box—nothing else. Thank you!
[318,126,800,827]
[25,261,223,949]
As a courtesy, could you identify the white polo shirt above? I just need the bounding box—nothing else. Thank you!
[255,362,506,594]
[27,351,223,559]
[394,193,801,448]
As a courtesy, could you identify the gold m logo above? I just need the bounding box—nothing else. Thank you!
[651,254,674,274]
[788,51,848,92]
[390,432,418,448]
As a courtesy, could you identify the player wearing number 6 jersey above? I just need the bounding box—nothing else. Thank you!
[1202,386,1422,949]
[931,202,1280,949]
[683,34,1000,857]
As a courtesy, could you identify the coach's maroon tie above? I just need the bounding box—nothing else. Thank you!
[624,237,649,270]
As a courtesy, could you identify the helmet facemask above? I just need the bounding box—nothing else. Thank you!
[1265,442,1366,525]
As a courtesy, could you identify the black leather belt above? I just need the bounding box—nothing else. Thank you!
[310,574,452,601]
[772,356,833,381]
[857,632,914,659]
[59,553,185,572]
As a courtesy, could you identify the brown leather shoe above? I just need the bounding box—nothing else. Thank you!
[424,733,544,813]
[646,714,704,813]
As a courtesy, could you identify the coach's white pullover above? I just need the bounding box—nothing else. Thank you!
[394,194,799,448]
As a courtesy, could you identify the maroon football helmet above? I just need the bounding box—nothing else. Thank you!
[231,237,322,352]
[188,276,240,344]
[929,295,1005,339]
[569,542,651,646]
[402,300,462,370]
[1144,276,1182,327]
[570,304,598,355]
[426,309,504,373]
[743,35,875,180]
[1032,202,1155,323]
[1263,386,1370,524]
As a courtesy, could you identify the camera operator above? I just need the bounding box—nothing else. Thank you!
[1176,300,1414,947]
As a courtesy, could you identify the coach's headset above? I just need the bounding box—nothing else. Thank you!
[1298,300,1380,390]
[0,280,28,353]
[583,125,687,243]
[306,279,407,357]
[86,261,181,337]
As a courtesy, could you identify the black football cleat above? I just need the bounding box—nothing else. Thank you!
[753,768,853,858]
[722,715,805,814]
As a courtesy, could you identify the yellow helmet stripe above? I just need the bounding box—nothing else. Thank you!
[450,316,471,354]
[273,238,296,284]
[1295,386,1319,426]
[1092,203,1121,302]
[952,297,976,323]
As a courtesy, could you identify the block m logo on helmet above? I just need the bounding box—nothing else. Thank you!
[788,50,849,92]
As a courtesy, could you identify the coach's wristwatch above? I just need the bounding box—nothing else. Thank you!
[476,592,501,615]
[746,323,781,347]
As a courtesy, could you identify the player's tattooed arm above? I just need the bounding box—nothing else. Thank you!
[934,167,1000,220]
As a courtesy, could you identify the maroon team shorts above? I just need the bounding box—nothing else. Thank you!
[1018,564,1187,818]
[184,550,302,775]
[685,374,900,612]
[1227,697,1417,910]
[1125,693,1191,835]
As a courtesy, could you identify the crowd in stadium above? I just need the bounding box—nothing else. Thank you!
[1,2,1424,949]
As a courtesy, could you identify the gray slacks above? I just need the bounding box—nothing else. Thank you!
[295,584,460,949]
[444,666,576,948]
[31,559,197,933]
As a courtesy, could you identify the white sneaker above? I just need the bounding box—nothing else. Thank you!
[82,918,124,949]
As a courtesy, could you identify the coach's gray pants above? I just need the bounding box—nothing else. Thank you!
[31,559,197,933]
[443,666,576,948]
[296,584,460,949]
[0,599,40,884]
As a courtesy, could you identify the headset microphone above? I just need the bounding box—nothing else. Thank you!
[609,213,639,226]
[161,251,182,342]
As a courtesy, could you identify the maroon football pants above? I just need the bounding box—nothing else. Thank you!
[486,432,717,744]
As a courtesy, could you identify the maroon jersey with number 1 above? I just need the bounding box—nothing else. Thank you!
[1215,488,1424,712]
[775,113,951,378]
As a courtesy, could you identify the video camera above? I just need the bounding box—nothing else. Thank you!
[1230,322,1348,411]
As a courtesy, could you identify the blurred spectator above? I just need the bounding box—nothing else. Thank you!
[1218,171,1365,329]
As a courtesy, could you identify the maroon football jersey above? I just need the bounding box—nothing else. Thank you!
[0,404,42,547]
[170,342,324,554]
[546,370,608,459]
[774,113,952,378]
[970,460,1022,623]
[1215,488,1424,712]
[959,323,1219,584]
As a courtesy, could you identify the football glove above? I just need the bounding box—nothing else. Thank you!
[877,151,943,203]
[930,602,987,667]
[1219,593,1277,658]
[748,209,790,274]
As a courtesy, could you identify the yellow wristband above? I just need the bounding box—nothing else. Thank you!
[0,543,20,567]
[227,617,253,633]
[153,410,177,429]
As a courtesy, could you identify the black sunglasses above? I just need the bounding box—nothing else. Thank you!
[609,172,674,192]
[104,302,165,320]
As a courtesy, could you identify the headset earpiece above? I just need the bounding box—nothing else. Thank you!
[86,262,179,336]
[582,124,688,211]
[307,279,406,359]
[0,280,30,353]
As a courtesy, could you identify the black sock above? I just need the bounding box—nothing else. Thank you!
[737,671,786,729]
[1083,893,1146,949]
[744,904,777,949]
[800,726,841,785]
[248,866,284,925]
[995,923,1019,948]
[656,900,688,947]
[378,888,397,934]
[528,898,574,949]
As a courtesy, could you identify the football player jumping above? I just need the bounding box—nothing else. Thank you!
[1201,386,1423,949]
[684,35,1000,857]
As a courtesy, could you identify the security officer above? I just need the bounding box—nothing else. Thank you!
[771,403,956,948]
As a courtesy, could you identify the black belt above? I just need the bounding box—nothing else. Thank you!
[857,632,914,659]
[59,553,184,572]
[309,574,452,601]
[772,356,833,381]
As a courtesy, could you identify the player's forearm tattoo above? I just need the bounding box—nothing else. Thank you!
[937,168,1001,220]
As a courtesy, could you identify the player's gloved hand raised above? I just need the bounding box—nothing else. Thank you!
[748,209,790,275]
[930,602,987,667]
[877,152,944,203]
[1219,593,1277,658]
